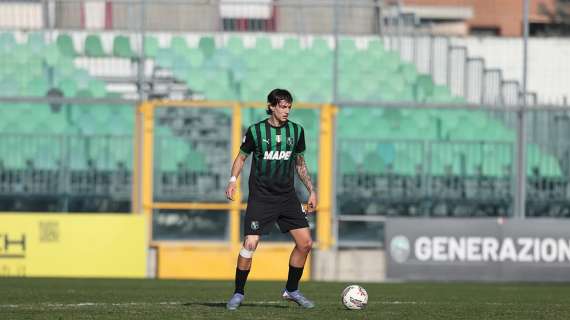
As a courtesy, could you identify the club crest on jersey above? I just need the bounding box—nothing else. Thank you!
[287,137,294,146]
[263,150,292,160]
[250,221,260,230]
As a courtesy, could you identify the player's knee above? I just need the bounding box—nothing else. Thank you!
[243,236,259,252]
[239,246,255,259]
[297,239,313,253]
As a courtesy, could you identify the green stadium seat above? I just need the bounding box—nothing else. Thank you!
[33,141,61,170]
[283,37,301,53]
[47,115,71,134]
[27,32,46,53]
[13,71,33,90]
[447,126,477,140]
[24,78,49,97]
[339,152,358,174]
[204,83,237,100]
[254,37,272,53]
[27,54,44,76]
[12,45,33,65]
[44,43,61,66]
[367,39,385,53]
[170,36,189,55]
[187,67,231,94]
[156,138,207,172]
[57,78,78,97]
[110,139,133,169]
[55,58,76,78]
[187,48,205,67]
[56,34,77,57]
[106,115,132,135]
[76,89,93,98]
[311,38,330,57]
[185,70,208,92]
[226,36,245,55]
[188,150,208,172]
[85,34,106,57]
[362,151,385,174]
[338,38,357,57]
[414,75,435,102]
[155,48,176,69]
[114,105,135,121]
[73,69,91,87]
[399,63,419,84]
[144,35,159,58]
[198,36,216,58]
[428,85,454,103]
[113,35,135,58]
[0,33,16,53]
[69,141,89,170]
[0,79,19,97]
[170,56,191,81]
[350,51,376,72]
[377,51,400,73]
[87,79,107,98]
[541,155,562,176]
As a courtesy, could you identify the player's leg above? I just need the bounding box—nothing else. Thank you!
[276,200,312,294]
[281,226,315,308]
[227,235,260,311]
[228,199,276,311]
[289,227,312,267]
[287,227,312,291]
[235,235,260,293]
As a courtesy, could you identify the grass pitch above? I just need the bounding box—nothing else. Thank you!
[1,278,570,319]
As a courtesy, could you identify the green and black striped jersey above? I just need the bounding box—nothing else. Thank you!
[240,119,306,200]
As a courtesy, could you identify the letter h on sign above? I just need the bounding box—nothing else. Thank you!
[4,234,26,253]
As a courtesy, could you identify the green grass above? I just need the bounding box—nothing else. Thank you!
[1,278,570,319]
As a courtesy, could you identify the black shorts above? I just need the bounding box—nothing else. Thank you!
[244,196,309,236]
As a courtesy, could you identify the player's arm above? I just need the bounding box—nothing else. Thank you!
[295,154,317,213]
[227,126,255,201]
[225,152,248,201]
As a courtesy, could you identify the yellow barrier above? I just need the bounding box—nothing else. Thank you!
[158,244,310,281]
[0,214,147,278]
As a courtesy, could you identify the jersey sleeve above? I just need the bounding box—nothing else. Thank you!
[240,127,255,155]
[294,127,306,156]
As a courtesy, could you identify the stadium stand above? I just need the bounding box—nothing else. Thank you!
[0,31,565,215]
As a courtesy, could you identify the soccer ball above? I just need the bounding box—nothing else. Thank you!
[341,285,368,310]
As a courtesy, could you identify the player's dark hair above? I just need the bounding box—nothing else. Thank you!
[266,88,293,115]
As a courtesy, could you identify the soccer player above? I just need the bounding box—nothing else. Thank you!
[225,88,317,311]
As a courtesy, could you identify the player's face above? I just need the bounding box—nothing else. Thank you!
[271,100,292,122]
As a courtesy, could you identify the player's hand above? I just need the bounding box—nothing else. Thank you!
[306,191,317,213]
[225,182,237,201]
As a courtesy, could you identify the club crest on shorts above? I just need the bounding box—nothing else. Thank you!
[250,221,260,230]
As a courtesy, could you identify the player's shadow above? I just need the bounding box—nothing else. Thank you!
[184,302,287,309]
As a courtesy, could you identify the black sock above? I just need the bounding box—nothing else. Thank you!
[285,265,304,292]
[234,268,250,295]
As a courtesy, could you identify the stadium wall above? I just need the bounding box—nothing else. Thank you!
[0,214,147,278]
[51,0,378,34]
[156,244,311,281]
[451,37,570,104]
[312,250,386,282]
[0,2,43,29]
